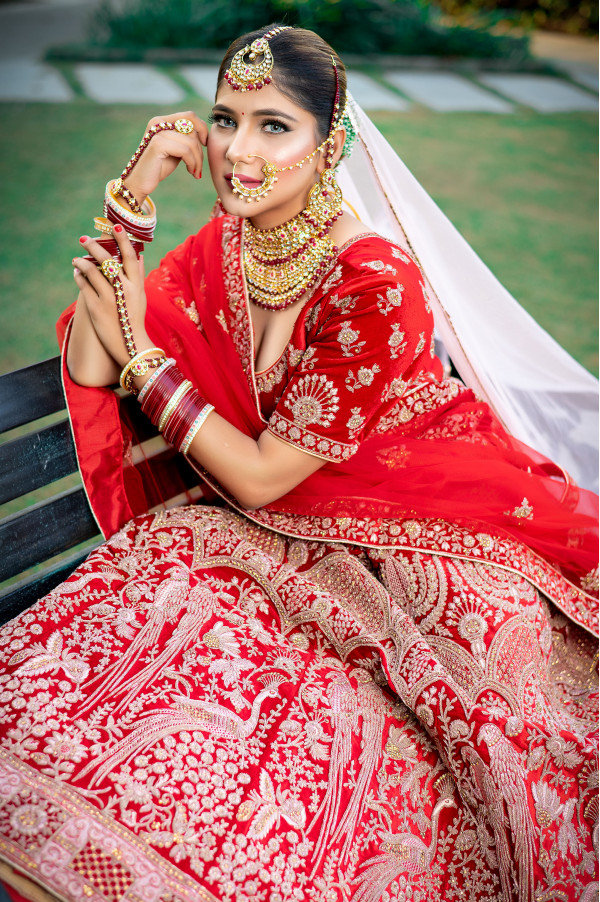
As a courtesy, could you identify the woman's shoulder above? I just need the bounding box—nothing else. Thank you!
[316,230,425,310]
[337,231,419,276]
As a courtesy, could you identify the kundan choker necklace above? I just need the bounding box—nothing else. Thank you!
[243,169,343,311]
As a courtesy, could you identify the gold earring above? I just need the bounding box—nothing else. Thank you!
[306,168,343,227]
[231,155,278,203]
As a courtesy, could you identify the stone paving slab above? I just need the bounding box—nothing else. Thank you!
[478,73,598,112]
[180,65,220,101]
[385,71,513,112]
[551,62,599,93]
[0,59,74,101]
[347,71,410,111]
[75,63,184,104]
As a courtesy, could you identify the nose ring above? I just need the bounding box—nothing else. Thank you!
[231,154,278,203]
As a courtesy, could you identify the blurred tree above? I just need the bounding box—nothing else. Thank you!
[434,0,597,35]
[88,0,529,58]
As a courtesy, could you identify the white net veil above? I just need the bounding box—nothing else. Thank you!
[337,97,599,492]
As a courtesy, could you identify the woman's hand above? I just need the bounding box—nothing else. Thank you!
[72,226,152,370]
[121,111,208,204]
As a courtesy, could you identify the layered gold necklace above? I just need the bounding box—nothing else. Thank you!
[243,169,343,311]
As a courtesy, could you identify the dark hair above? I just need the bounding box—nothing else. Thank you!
[217,24,347,141]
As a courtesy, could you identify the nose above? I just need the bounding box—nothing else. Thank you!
[225,123,255,166]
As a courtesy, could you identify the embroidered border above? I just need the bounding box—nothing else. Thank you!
[0,750,218,902]
[268,412,358,462]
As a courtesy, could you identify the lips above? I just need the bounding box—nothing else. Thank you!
[225,172,263,187]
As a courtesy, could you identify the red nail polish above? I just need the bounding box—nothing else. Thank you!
[79,236,89,243]
[114,224,123,233]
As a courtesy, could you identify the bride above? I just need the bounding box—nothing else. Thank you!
[0,24,597,902]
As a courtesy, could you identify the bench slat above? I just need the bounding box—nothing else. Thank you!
[0,357,64,433]
[0,550,94,626]
[0,487,100,582]
[0,419,78,505]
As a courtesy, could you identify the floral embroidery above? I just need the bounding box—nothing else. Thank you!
[268,413,357,461]
[421,282,432,314]
[381,377,408,402]
[175,296,202,327]
[388,324,407,359]
[361,259,397,276]
[581,567,599,593]
[391,246,412,264]
[345,364,381,393]
[413,331,426,360]
[215,309,228,334]
[376,446,411,469]
[505,498,534,520]
[283,374,339,428]
[320,265,343,294]
[337,321,366,357]
[377,284,404,315]
[346,406,366,437]
[329,293,358,313]
[256,354,288,396]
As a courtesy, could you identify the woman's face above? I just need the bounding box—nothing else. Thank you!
[207,81,326,230]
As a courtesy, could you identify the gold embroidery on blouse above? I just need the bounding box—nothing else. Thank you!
[388,324,407,359]
[345,364,381,393]
[346,407,366,437]
[413,331,426,361]
[283,374,339,428]
[361,259,397,276]
[337,322,366,358]
[391,246,412,264]
[377,285,404,316]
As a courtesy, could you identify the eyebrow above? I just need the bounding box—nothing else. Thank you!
[212,103,299,123]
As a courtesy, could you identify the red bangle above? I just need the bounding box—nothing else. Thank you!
[81,237,144,265]
[163,387,199,447]
[105,204,155,242]
[140,367,187,424]
[138,364,214,452]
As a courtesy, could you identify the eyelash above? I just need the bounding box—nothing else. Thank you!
[208,113,288,134]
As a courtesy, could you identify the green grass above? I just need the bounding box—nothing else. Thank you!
[0,100,597,375]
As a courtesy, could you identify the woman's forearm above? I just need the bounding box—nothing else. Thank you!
[186,411,324,509]
[66,293,121,387]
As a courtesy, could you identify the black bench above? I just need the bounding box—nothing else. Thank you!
[0,357,202,626]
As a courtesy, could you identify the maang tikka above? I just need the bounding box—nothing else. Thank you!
[224,26,292,92]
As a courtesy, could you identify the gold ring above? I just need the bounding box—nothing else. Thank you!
[100,258,124,284]
[174,118,194,135]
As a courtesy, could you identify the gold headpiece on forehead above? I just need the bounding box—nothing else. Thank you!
[224,26,292,92]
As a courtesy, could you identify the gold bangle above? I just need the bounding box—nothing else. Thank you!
[94,216,136,241]
[119,348,166,392]
[158,381,192,432]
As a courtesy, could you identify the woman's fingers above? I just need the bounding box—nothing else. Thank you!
[140,111,207,180]
[73,255,111,295]
[111,225,138,281]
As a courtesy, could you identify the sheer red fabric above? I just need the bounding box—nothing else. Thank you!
[57,215,598,634]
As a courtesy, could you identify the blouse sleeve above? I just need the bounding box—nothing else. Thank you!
[267,242,441,462]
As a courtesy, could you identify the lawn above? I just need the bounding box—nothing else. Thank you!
[0,100,597,375]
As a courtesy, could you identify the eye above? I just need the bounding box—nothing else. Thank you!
[209,113,236,128]
[262,120,288,134]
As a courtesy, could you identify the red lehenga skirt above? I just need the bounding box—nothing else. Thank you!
[0,504,596,902]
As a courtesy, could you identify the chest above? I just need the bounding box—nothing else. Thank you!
[251,299,309,373]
